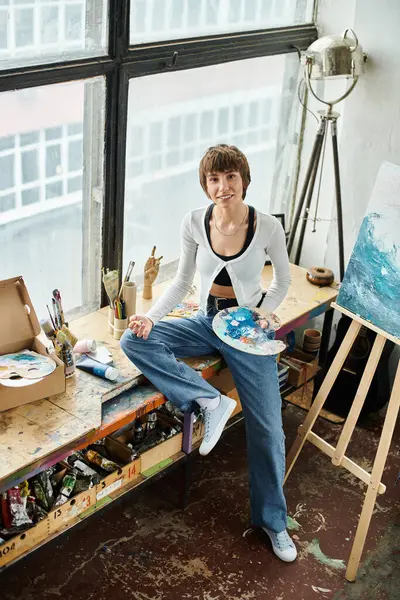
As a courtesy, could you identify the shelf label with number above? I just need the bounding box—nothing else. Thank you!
[96,477,123,501]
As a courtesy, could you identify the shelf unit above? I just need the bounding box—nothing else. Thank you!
[0,264,338,570]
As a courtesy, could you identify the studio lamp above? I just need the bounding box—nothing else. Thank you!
[287,29,366,280]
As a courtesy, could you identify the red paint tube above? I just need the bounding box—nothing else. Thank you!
[1,492,12,529]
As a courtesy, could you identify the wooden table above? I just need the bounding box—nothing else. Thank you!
[0,264,338,495]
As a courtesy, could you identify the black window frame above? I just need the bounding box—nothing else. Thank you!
[0,1,317,307]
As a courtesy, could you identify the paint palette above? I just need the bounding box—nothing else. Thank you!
[212,306,286,356]
[0,350,56,382]
[168,300,199,318]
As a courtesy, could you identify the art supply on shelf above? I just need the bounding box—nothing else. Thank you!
[85,450,119,473]
[40,319,55,339]
[53,470,77,508]
[122,281,137,319]
[0,350,56,382]
[102,268,119,309]
[75,355,118,381]
[212,306,285,356]
[46,304,56,330]
[113,317,128,340]
[108,306,114,334]
[86,345,113,365]
[56,331,76,378]
[306,266,334,286]
[168,300,199,318]
[60,325,78,348]
[303,328,322,354]
[114,298,126,320]
[7,487,32,528]
[52,289,65,327]
[73,339,97,354]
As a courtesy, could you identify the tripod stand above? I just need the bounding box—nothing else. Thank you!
[287,109,345,281]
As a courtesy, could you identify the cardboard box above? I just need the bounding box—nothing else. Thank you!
[281,348,318,387]
[0,276,65,412]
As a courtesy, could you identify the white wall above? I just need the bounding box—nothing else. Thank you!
[293,0,400,380]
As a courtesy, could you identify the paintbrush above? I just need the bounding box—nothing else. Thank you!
[46,304,56,330]
[117,261,135,299]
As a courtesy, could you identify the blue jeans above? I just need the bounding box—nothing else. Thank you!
[120,311,287,532]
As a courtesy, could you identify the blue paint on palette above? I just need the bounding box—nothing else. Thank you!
[212,306,286,355]
[337,162,400,339]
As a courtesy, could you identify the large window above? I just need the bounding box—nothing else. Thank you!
[0,0,108,70]
[130,0,315,44]
[124,54,300,272]
[1,79,105,314]
[0,2,317,318]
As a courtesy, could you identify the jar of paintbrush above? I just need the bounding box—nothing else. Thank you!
[114,261,136,339]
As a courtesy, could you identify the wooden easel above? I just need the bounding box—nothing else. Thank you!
[285,302,400,582]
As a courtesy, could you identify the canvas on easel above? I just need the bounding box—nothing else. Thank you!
[284,161,400,582]
[336,161,400,338]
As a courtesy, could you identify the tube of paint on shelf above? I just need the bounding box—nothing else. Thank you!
[85,450,119,473]
[73,339,97,354]
[75,355,118,381]
[72,459,101,484]
[7,487,33,527]
[53,470,77,508]
[31,480,49,512]
[37,469,55,510]
[1,492,12,529]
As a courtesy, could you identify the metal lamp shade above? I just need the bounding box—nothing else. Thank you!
[304,29,365,79]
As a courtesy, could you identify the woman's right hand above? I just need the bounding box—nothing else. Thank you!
[128,315,153,340]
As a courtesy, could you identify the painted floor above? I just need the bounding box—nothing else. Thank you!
[1,403,399,600]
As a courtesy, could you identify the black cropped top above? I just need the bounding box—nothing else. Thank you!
[205,204,255,286]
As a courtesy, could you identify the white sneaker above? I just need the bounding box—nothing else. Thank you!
[199,395,236,456]
[263,528,297,562]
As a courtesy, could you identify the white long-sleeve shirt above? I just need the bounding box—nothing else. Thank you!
[146,206,291,324]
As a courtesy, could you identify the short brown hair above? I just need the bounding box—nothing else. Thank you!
[199,144,251,199]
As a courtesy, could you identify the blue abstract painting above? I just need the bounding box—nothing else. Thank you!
[337,162,400,340]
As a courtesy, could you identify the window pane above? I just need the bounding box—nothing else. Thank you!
[69,139,83,171]
[0,154,14,190]
[20,131,40,146]
[41,6,58,45]
[15,8,33,47]
[0,10,7,50]
[124,55,301,277]
[0,1,108,70]
[22,149,39,183]
[22,187,40,206]
[130,0,315,43]
[46,144,62,177]
[0,193,15,213]
[65,4,83,42]
[0,78,106,315]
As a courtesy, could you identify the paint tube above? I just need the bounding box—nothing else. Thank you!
[53,470,77,508]
[75,356,118,381]
[18,480,29,498]
[73,474,94,495]
[85,450,119,473]
[1,492,12,529]
[32,480,49,512]
[72,460,101,484]
[73,339,97,354]
[7,487,33,528]
[37,470,55,510]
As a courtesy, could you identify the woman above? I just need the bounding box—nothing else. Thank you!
[121,144,296,562]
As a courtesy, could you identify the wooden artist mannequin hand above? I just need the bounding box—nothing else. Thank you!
[128,315,153,340]
[143,246,163,300]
